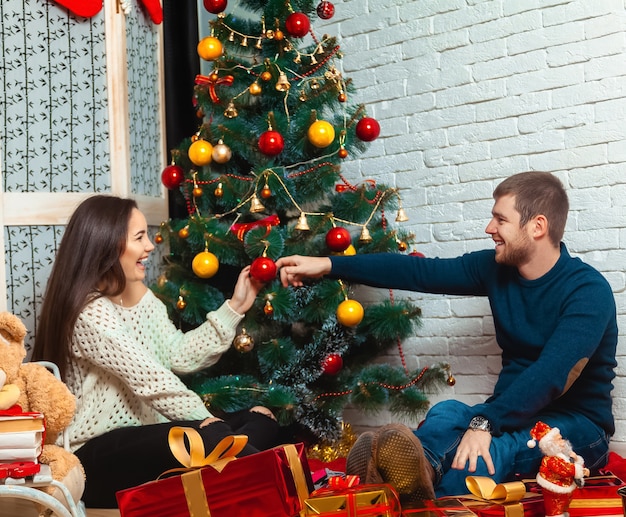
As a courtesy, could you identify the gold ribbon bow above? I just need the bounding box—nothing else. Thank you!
[465,476,527,517]
[163,426,248,517]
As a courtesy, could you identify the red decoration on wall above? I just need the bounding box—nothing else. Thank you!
[48,0,103,17]
[47,0,162,23]
[139,0,162,24]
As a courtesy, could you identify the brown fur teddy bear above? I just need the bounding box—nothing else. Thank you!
[0,311,85,512]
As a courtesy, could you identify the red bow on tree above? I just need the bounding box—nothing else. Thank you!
[195,74,235,104]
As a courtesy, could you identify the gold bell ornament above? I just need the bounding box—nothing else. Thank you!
[249,193,266,213]
[295,212,310,231]
[359,226,372,243]
[275,72,291,92]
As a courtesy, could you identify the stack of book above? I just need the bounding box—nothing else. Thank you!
[0,410,45,464]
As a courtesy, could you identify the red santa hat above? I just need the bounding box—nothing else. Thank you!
[527,421,560,448]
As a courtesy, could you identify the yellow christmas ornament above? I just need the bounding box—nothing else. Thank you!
[188,139,213,166]
[336,298,364,326]
[343,244,356,256]
[307,119,335,148]
[192,249,219,278]
[197,36,223,61]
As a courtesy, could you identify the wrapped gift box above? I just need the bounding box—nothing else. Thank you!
[454,477,544,517]
[304,477,401,517]
[402,498,477,516]
[458,494,543,517]
[566,475,625,517]
[116,427,313,517]
[523,473,626,517]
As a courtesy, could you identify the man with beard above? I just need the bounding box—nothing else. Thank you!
[527,421,589,516]
[276,171,617,501]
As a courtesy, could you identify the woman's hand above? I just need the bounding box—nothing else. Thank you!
[228,265,264,314]
[275,255,332,287]
[199,416,224,428]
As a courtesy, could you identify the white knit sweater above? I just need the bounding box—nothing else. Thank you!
[65,290,243,451]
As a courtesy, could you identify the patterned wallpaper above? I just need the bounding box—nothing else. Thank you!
[1,0,165,351]
[0,2,110,193]
[126,3,163,198]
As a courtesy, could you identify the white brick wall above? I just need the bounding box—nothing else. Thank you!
[320,0,626,456]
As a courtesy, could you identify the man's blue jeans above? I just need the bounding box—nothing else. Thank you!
[414,400,611,497]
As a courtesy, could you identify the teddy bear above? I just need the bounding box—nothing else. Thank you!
[0,311,85,513]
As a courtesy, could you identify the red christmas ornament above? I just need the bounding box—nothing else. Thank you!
[203,0,227,14]
[250,256,277,282]
[285,12,310,38]
[355,117,381,142]
[258,130,284,156]
[409,250,425,257]
[325,227,351,252]
[322,353,343,375]
[161,164,184,190]
[316,1,335,19]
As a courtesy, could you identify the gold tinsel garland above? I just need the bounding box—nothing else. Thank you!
[306,422,358,463]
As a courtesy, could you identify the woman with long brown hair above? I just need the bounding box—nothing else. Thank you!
[33,195,280,508]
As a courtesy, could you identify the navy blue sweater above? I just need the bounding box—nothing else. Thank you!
[330,244,617,436]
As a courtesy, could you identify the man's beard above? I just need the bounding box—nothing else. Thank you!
[495,232,532,267]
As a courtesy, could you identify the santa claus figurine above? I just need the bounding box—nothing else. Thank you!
[527,421,590,517]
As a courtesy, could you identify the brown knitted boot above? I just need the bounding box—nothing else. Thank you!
[373,423,436,502]
[345,431,384,484]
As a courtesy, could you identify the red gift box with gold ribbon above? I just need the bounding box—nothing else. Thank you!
[116,426,313,517]
[525,474,626,517]
[303,475,401,517]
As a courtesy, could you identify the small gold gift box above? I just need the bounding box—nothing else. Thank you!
[304,483,400,516]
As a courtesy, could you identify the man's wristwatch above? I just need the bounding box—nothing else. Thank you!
[468,416,492,433]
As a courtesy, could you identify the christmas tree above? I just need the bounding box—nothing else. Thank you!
[153,0,451,443]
